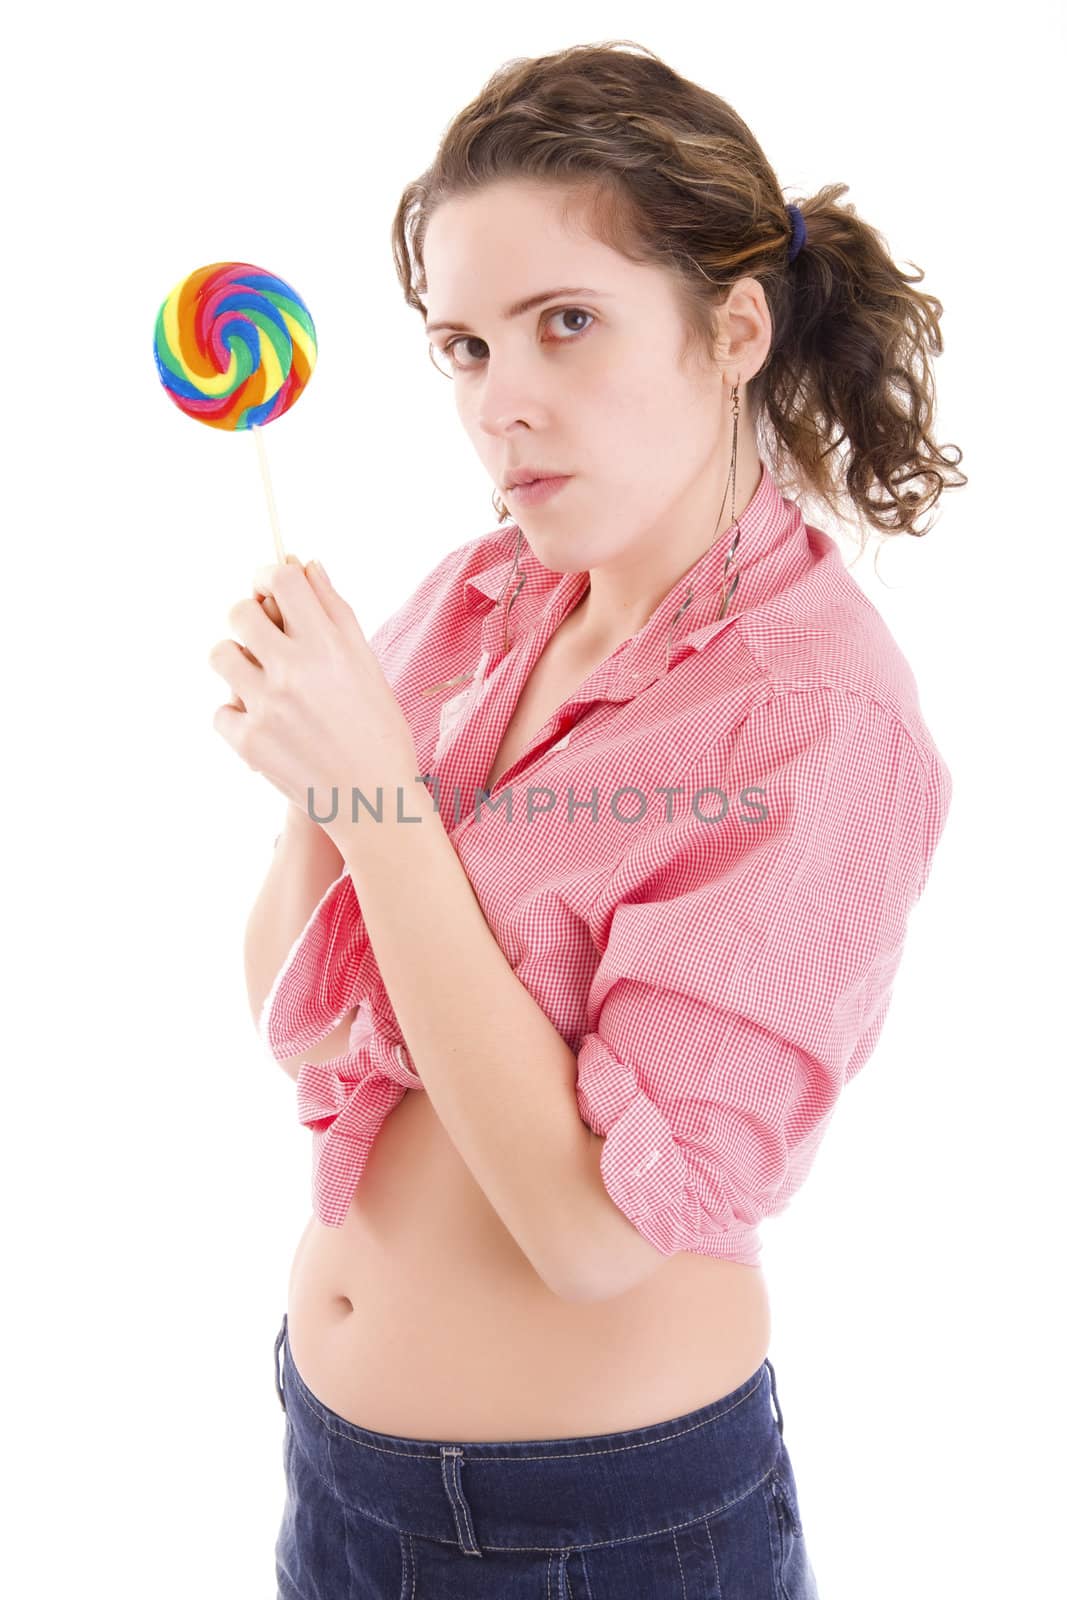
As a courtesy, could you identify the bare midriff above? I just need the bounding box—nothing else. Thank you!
[285,1087,771,1443]
[282,595,771,1443]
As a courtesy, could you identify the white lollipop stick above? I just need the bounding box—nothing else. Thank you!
[252,422,287,564]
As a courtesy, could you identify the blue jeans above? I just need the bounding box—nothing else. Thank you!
[273,1311,819,1598]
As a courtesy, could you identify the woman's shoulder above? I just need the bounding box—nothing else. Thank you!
[730,558,949,788]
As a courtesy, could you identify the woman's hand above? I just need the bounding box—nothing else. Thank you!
[208,558,419,844]
[226,554,302,713]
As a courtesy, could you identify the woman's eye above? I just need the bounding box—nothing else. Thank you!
[442,308,595,370]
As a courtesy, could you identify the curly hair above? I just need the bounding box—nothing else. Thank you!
[391,38,966,550]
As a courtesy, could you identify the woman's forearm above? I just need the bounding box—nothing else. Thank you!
[244,802,345,1025]
[328,778,664,1303]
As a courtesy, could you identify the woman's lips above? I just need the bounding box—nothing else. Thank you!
[507,475,573,506]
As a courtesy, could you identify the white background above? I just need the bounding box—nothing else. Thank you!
[4,3,1062,1595]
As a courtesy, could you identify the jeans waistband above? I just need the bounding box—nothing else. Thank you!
[274,1312,786,1553]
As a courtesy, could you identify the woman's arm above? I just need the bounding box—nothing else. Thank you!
[330,775,666,1303]
[245,802,350,1080]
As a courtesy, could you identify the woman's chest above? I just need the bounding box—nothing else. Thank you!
[481,631,614,795]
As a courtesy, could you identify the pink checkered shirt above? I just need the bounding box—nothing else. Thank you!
[259,459,952,1265]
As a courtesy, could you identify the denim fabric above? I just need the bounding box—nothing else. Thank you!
[273,1311,819,1598]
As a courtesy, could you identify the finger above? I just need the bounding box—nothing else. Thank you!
[304,558,356,631]
[207,637,260,704]
[252,552,303,594]
[258,592,284,629]
[253,555,320,637]
[228,595,292,662]
[255,553,302,630]
[212,700,253,760]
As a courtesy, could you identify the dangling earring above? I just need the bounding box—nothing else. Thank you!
[491,488,511,523]
[478,504,528,652]
[717,380,743,620]
[498,524,526,653]
[664,378,743,673]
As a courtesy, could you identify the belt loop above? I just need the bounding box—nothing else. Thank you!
[439,1447,483,1556]
[274,1314,288,1414]
[765,1357,784,1438]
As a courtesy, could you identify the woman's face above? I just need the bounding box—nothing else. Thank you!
[421,180,769,590]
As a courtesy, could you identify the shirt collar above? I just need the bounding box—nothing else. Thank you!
[464,457,809,703]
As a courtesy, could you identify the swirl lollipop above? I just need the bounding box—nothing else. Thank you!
[153,260,317,561]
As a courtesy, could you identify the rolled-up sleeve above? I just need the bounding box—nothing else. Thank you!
[257,871,371,1062]
[575,688,949,1265]
[257,868,423,1226]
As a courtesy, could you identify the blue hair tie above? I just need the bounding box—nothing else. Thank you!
[786,203,807,263]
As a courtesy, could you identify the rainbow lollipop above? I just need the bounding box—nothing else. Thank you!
[153,260,317,560]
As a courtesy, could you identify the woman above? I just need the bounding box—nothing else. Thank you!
[229,40,962,1599]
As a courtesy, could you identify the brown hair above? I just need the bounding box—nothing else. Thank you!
[391,39,966,548]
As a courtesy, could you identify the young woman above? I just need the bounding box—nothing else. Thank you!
[232,40,962,1599]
